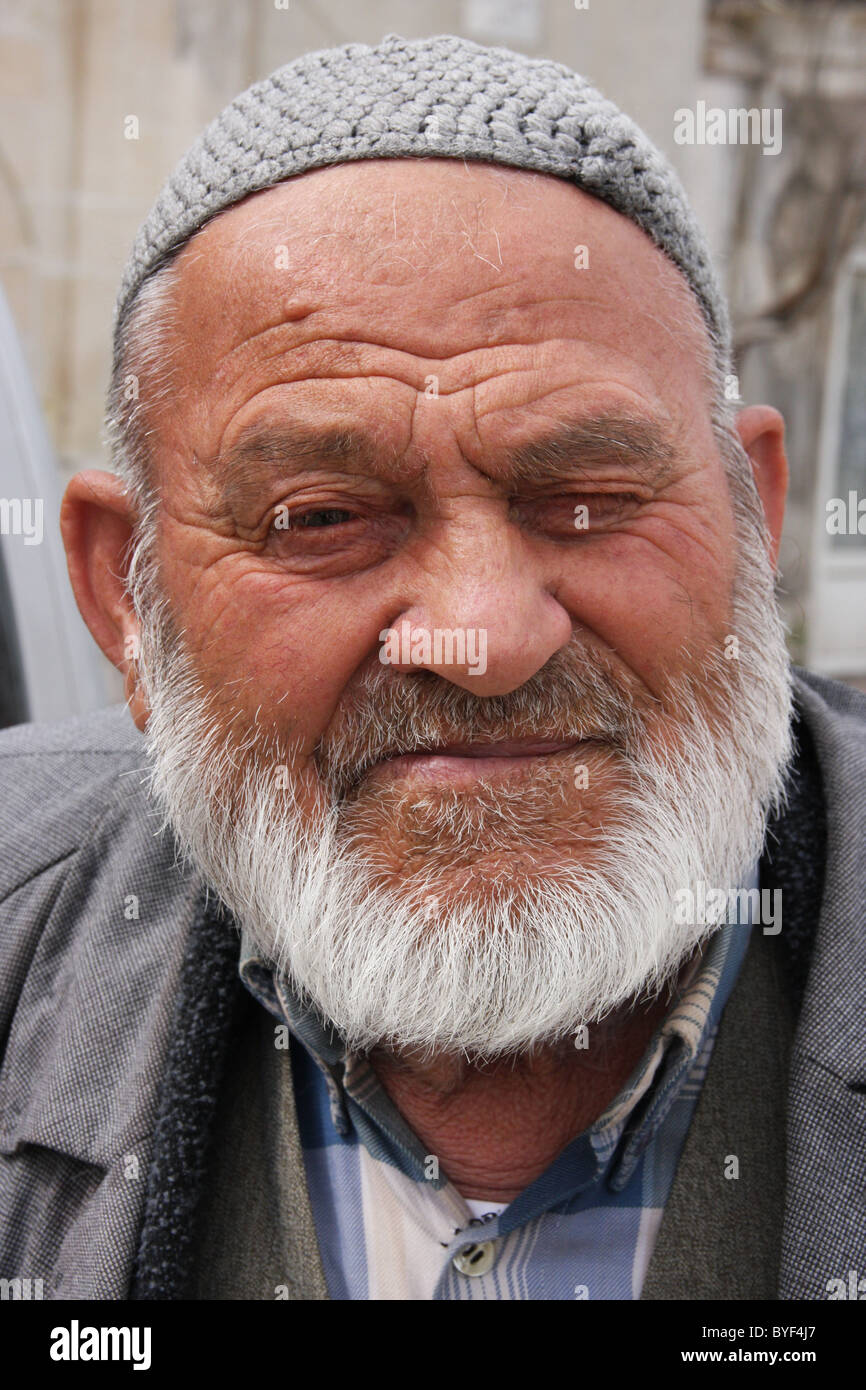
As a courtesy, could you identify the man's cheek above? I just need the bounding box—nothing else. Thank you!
[185,625,349,758]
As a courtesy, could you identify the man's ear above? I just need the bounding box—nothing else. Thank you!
[733,405,788,572]
[60,469,150,731]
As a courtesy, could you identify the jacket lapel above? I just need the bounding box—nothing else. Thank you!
[778,674,866,1298]
[0,772,205,1299]
[640,926,793,1299]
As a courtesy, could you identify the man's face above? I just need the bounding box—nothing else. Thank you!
[109,158,791,1057]
[143,160,739,884]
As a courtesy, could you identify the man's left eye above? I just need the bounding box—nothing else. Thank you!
[580,493,641,516]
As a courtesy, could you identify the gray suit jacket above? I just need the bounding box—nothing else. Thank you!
[0,668,864,1300]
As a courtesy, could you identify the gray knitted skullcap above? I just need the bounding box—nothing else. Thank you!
[115,31,730,367]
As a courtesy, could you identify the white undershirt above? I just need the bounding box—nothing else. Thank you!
[465,1197,508,1220]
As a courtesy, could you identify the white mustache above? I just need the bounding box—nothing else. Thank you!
[314,653,642,800]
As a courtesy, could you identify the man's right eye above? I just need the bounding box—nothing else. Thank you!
[293,508,357,529]
[271,506,358,532]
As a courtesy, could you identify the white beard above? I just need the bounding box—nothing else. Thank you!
[132,499,793,1062]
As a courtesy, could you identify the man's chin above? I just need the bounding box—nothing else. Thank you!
[334,777,622,885]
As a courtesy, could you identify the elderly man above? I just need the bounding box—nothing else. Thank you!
[0,33,864,1304]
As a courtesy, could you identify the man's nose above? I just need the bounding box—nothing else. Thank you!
[381,511,574,696]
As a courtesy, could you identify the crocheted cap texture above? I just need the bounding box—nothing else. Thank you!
[115,31,730,364]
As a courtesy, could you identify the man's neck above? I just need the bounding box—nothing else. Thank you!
[368,987,674,1202]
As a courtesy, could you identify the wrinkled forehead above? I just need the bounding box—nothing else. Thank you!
[159,158,714,384]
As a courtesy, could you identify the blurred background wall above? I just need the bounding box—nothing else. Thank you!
[1,0,864,716]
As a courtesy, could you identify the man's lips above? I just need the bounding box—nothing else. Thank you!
[420,739,579,757]
[360,737,603,785]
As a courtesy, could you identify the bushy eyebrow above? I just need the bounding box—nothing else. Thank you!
[215,423,403,504]
[220,423,388,476]
[214,411,680,504]
[503,414,679,487]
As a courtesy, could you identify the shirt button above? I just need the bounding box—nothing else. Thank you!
[452,1241,496,1277]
